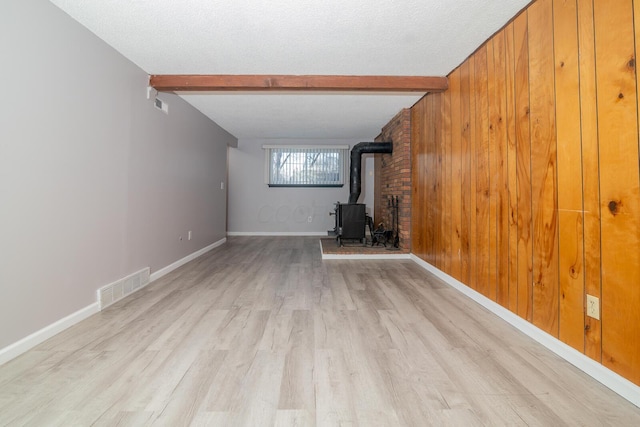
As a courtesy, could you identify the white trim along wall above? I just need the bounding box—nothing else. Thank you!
[0,238,226,366]
[410,254,640,409]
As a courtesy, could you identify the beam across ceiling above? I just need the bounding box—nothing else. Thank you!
[149,74,448,92]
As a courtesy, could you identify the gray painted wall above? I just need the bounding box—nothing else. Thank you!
[228,139,375,234]
[0,0,236,349]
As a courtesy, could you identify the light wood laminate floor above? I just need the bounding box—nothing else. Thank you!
[1,237,639,426]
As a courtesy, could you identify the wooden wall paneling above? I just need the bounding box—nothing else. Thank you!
[428,95,438,268]
[412,96,429,261]
[487,39,499,302]
[514,11,534,322]
[434,92,444,270]
[632,0,640,379]
[449,68,463,280]
[424,95,438,265]
[474,46,491,298]
[419,96,426,264]
[553,0,585,352]
[408,0,640,389]
[424,96,431,264]
[594,0,640,385]
[576,0,601,363]
[431,95,440,269]
[468,55,478,291]
[424,97,432,263]
[422,99,432,264]
[528,0,559,337]
[416,97,426,262]
[494,30,510,308]
[411,100,425,260]
[422,97,429,263]
[430,94,445,266]
[442,82,453,274]
[460,61,472,285]
[505,21,520,313]
[635,0,640,167]
[422,99,430,262]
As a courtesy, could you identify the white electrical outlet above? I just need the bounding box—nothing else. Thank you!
[188,231,192,240]
[221,181,225,190]
[586,294,600,320]
[307,216,313,223]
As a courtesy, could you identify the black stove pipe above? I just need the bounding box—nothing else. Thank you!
[348,141,393,204]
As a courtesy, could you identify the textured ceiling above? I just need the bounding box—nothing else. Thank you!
[50,0,530,139]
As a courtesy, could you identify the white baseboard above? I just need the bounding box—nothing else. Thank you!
[0,303,99,366]
[410,254,640,409]
[227,231,329,236]
[0,239,228,367]
[320,241,411,260]
[150,237,226,282]
[322,253,412,260]
[319,239,411,260]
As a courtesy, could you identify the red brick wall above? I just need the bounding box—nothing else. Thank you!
[374,109,411,250]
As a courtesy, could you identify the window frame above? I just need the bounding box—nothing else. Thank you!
[263,145,349,188]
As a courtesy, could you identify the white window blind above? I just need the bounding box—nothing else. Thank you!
[263,145,349,187]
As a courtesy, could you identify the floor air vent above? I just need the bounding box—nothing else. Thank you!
[97,267,150,310]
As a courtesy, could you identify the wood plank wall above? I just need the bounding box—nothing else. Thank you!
[410,0,640,386]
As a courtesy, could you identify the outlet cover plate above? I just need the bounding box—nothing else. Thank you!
[586,294,600,320]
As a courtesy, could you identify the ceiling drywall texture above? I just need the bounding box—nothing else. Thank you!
[181,92,425,139]
[50,0,530,139]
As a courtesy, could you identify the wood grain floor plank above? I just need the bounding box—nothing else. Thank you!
[274,409,314,427]
[258,308,295,352]
[148,350,227,426]
[277,310,315,415]
[314,349,358,426]
[0,236,638,426]
[225,350,285,427]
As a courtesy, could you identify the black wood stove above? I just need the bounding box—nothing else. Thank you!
[329,141,393,246]
[331,202,366,245]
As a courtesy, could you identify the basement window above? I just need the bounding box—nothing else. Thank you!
[263,145,349,187]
